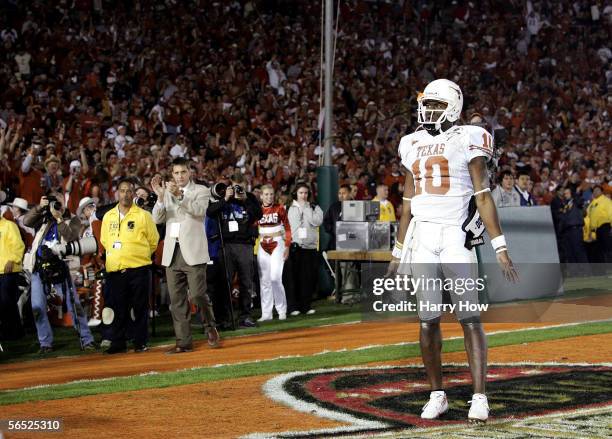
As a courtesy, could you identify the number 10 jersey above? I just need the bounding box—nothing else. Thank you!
[398,125,493,226]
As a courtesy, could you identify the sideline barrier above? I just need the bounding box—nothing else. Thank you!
[479,206,563,302]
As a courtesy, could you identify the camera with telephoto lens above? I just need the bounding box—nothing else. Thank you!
[135,192,158,211]
[46,236,99,258]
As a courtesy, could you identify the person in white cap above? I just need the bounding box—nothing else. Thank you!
[77,197,97,237]
[64,154,89,215]
[7,197,35,248]
[77,197,105,328]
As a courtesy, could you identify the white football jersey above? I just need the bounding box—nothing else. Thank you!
[398,125,493,226]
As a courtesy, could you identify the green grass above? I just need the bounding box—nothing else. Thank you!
[2,284,609,363]
[0,299,362,363]
[0,319,609,406]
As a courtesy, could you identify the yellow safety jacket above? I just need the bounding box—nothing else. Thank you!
[101,204,159,272]
[0,217,25,274]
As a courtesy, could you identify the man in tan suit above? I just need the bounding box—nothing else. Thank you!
[152,158,220,353]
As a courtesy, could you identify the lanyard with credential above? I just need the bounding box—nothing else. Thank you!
[113,206,128,249]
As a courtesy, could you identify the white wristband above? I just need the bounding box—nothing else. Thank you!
[392,246,402,259]
[491,235,506,251]
[474,187,491,196]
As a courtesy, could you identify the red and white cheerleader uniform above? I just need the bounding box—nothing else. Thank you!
[257,203,292,320]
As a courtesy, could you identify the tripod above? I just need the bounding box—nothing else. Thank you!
[216,214,237,331]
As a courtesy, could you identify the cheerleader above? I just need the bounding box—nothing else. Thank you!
[257,185,291,321]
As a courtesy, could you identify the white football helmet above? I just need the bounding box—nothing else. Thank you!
[417,79,463,131]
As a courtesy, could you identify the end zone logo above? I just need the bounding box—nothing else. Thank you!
[260,364,612,437]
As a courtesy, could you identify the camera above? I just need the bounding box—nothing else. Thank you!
[36,246,67,285]
[211,182,228,200]
[46,236,99,259]
[135,192,158,210]
[42,195,63,220]
[46,195,62,211]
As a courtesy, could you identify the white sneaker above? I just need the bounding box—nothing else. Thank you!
[278,313,287,320]
[290,311,301,316]
[306,309,316,315]
[468,393,489,423]
[421,391,448,419]
[257,315,272,322]
[100,339,111,348]
[87,318,102,327]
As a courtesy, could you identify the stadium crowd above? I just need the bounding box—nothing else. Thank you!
[0,0,611,349]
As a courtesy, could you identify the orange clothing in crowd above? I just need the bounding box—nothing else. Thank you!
[19,169,45,206]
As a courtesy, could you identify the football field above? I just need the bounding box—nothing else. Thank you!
[0,294,610,439]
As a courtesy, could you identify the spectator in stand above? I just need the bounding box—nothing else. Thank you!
[492,170,521,208]
[515,170,537,206]
[64,155,89,215]
[41,156,64,195]
[19,145,46,206]
[6,197,34,248]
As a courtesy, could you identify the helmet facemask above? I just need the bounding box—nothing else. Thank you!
[418,98,451,132]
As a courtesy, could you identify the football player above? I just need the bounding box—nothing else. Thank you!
[388,79,518,423]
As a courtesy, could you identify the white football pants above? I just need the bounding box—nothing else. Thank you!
[402,221,480,322]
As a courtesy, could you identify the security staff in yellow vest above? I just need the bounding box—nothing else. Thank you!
[586,186,612,263]
[100,179,159,354]
[373,184,396,222]
[0,216,26,340]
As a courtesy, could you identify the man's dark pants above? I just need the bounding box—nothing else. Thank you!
[0,273,24,340]
[106,266,151,348]
[219,242,254,321]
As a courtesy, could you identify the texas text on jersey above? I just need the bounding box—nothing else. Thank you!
[259,204,292,248]
[398,124,494,226]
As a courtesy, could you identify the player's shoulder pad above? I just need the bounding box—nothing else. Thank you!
[398,129,430,157]
[455,124,494,159]
[454,124,492,138]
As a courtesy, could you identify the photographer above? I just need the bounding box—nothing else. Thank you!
[206,174,262,328]
[22,193,96,354]
[135,186,158,212]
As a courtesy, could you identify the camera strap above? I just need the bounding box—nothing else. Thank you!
[37,222,59,258]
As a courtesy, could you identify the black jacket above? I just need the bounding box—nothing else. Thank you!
[206,192,263,244]
[322,201,342,251]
